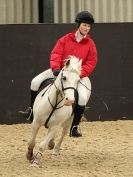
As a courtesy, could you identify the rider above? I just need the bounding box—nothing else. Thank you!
[19,11,97,137]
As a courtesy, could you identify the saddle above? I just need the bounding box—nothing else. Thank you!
[38,78,55,94]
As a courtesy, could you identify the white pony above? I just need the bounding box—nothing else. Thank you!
[26,56,82,167]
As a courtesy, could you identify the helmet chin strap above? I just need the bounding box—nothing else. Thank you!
[79,29,85,36]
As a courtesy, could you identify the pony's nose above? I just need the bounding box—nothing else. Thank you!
[64,97,74,106]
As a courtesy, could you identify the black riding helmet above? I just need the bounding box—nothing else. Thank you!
[75,11,94,27]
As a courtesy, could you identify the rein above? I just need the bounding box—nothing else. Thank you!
[79,80,109,111]
[47,82,64,109]
[45,90,63,128]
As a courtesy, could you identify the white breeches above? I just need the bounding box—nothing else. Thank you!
[31,69,91,106]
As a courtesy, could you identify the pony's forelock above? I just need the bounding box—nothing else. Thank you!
[64,55,81,75]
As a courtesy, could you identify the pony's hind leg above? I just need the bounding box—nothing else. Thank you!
[27,119,41,161]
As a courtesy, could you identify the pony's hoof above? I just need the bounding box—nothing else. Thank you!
[48,141,55,150]
[30,160,42,168]
[30,152,42,167]
[52,150,60,156]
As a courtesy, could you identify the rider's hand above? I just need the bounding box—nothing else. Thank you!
[52,70,60,77]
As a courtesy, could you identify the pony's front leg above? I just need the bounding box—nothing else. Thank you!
[31,126,58,168]
[52,125,69,156]
[26,119,41,162]
[53,118,72,155]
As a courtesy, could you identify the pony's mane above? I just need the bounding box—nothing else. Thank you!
[64,55,81,74]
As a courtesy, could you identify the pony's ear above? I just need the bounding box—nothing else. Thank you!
[65,59,70,68]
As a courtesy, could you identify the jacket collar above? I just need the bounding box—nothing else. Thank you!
[70,30,90,43]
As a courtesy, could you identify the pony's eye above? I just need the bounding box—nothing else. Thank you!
[62,76,67,81]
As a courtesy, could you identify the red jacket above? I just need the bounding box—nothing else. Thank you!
[50,31,97,78]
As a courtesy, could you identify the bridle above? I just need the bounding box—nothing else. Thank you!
[60,69,77,93]
[44,69,78,128]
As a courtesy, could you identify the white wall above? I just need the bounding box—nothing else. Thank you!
[0,0,38,24]
[54,0,133,23]
[0,0,132,24]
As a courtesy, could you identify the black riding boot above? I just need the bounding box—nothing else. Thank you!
[19,90,38,121]
[70,105,85,137]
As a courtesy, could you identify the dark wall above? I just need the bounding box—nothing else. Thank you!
[0,23,133,124]
[89,23,133,121]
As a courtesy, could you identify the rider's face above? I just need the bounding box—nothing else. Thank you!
[79,23,91,36]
